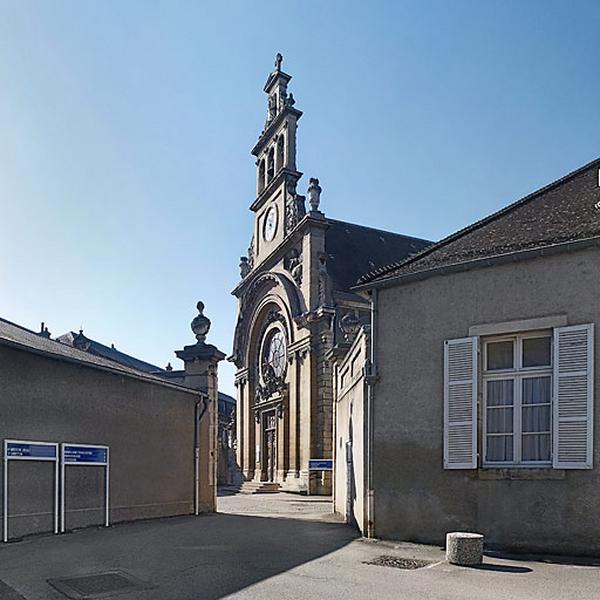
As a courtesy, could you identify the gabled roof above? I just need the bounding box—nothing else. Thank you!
[57,331,164,373]
[325,218,432,291]
[358,156,600,287]
[0,318,198,394]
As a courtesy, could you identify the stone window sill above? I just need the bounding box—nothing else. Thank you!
[476,468,566,480]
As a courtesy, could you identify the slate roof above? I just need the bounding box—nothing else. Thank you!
[0,317,198,394]
[358,156,600,287]
[324,218,432,291]
[57,331,164,373]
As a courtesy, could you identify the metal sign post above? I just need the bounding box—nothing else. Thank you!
[3,439,59,543]
[60,444,109,533]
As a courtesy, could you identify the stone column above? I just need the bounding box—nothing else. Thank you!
[286,353,298,479]
[175,302,225,513]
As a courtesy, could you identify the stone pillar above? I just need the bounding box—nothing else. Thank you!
[287,353,299,479]
[175,301,225,513]
[276,393,288,482]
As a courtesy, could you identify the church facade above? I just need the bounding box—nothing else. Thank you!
[230,55,430,494]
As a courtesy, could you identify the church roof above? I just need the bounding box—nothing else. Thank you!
[324,218,432,291]
[56,331,164,373]
[357,156,600,288]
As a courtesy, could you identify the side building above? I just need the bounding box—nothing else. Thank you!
[0,306,223,541]
[335,156,600,555]
[56,318,236,486]
[230,55,431,494]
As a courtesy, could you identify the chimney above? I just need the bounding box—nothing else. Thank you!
[38,322,51,339]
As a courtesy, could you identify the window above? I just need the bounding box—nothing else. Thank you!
[483,333,552,466]
[267,147,275,183]
[444,324,594,471]
[276,135,285,172]
[261,328,286,379]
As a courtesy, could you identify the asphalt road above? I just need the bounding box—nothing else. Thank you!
[0,492,597,599]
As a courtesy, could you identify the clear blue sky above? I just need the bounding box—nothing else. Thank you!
[1,1,599,395]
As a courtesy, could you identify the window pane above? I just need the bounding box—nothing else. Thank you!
[487,341,514,370]
[522,433,551,462]
[486,435,513,462]
[522,376,551,405]
[522,337,551,368]
[487,407,514,433]
[486,379,514,406]
[522,406,551,432]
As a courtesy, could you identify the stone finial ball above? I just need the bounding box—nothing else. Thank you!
[197,300,205,313]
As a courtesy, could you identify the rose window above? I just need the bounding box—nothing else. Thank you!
[262,329,287,379]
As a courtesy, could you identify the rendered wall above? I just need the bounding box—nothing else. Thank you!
[0,347,206,540]
[373,246,600,555]
[334,330,367,532]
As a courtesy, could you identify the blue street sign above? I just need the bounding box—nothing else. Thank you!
[309,459,333,471]
[63,445,107,464]
[6,442,57,460]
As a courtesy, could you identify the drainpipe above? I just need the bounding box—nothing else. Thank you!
[365,288,378,538]
[194,394,209,516]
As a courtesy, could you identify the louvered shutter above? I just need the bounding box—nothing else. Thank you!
[444,337,478,469]
[553,324,594,469]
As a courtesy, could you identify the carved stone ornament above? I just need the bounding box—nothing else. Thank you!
[317,253,329,306]
[255,364,285,403]
[284,175,306,234]
[340,312,361,343]
[239,256,251,279]
[247,236,255,269]
[265,308,287,328]
[284,248,303,285]
[191,301,211,343]
[307,177,322,212]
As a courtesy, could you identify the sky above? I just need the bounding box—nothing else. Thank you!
[1,0,599,396]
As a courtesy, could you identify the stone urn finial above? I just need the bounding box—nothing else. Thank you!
[307,177,322,212]
[191,301,211,344]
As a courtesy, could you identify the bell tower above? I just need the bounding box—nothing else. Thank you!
[248,54,306,267]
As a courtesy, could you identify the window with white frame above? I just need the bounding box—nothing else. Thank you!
[483,332,552,465]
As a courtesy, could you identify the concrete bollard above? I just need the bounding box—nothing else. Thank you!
[446,532,484,566]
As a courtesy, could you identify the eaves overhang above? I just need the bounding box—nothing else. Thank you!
[352,236,600,293]
[0,337,203,397]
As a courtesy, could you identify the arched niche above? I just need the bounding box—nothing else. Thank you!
[232,271,305,370]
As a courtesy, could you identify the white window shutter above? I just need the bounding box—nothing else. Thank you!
[444,337,478,469]
[553,324,594,469]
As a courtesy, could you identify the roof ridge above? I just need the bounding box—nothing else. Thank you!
[358,153,600,285]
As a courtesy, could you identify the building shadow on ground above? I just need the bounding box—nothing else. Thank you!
[0,512,358,600]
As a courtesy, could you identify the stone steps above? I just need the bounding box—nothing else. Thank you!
[237,481,281,494]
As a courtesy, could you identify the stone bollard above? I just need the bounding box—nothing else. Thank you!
[446,532,484,566]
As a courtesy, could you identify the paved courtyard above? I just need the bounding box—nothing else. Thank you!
[0,492,597,599]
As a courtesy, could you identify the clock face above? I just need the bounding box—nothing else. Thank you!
[263,206,277,241]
